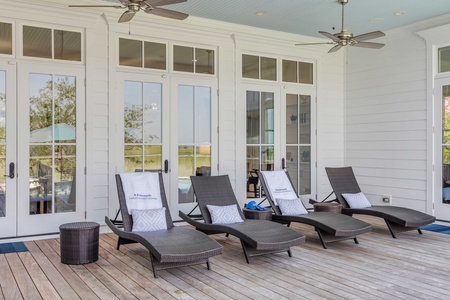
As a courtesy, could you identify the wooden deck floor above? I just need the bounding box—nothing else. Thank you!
[1,216,450,300]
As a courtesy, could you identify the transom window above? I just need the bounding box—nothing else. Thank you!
[242,54,277,81]
[23,25,81,61]
[119,38,166,70]
[439,46,450,73]
[173,45,215,75]
[0,22,13,55]
[282,60,314,84]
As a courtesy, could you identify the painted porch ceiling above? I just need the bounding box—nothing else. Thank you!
[100,0,450,38]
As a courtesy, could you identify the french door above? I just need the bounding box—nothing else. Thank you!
[281,86,316,203]
[436,77,450,221]
[243,83,316,202]
[118,73,217,219]
[14,63,85,237]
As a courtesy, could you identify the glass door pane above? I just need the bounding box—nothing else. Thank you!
[246,90,275,198]
[285,93,312,196]
[28,74,77,214]
[178,85,211,204]
[123,81,162,172]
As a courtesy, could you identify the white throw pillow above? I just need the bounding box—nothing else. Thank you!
[131,207,168,232]
[276,198,308,215]
[207,204,244,224]
[342,192,372,209]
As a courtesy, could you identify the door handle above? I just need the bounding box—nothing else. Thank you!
[282,158,285,170]
[164,160,169,173]
[5,162,14,179]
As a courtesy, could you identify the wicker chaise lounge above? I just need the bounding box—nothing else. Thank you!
[324,167,436,238]
[258,170,372,249]
[179,175,305,263]
[105,173,223,278]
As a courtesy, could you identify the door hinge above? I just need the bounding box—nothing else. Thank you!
[217,163,219,171]
[217,89,219,96]
[84,78,86,87]
[85,211,87,219]
[84,123,87,131]
[84,167,87,175]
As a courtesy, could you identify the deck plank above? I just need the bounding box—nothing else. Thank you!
[25,241,79,300]
[5,253,42,299]
[0,254,22,299]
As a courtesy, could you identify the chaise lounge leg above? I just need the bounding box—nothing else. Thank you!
[384,219,397,238]
[150,254,158,278]
[206,260,211,270]
[316,230,328,249]
[354,237,359,244]
[418,228,423,234]
[240,240,251,264]
[287,249,292,257]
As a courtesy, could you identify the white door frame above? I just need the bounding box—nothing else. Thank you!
[17,62,85,236]
[435,76,450,221]
[0,60,17,238]
[280,85,317,204]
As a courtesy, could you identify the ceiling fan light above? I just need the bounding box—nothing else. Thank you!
[255,11,267,16]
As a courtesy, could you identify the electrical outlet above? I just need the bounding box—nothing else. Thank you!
[382,195,391,203]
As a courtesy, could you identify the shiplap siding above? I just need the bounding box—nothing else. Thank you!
[316,52,345,201]
[345,17,450,212]
[1,0,345,228]
[87,17,110,221]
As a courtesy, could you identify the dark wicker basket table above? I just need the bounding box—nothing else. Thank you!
[313,202,343,214]
[243,208,272,220]
[60,221,100,265]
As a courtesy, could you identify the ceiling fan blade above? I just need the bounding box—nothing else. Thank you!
[296,42,336,46]
[319,31,340,42]
[118,10,136,23]
[144,0,187,6]
[68,5,123,8]
[352,42,385,49]
[328,44,342,53]
[146,7,188,20]
[353,31,385,42]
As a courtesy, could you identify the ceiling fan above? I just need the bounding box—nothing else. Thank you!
[69,0,188,23]
[296,0,385,53]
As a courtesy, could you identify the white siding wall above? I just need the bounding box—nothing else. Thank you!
[345,16,450,213]
[1,0,345,226]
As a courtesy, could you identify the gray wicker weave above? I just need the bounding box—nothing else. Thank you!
[258,170,372,249]
[179,175,305,263]
[105,173,223,278]
[60,221,100,265]
[325,167,436,238]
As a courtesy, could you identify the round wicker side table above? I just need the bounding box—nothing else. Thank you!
[313,202,342,214]
[60,221,100,265]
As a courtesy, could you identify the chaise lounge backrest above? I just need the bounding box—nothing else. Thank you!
[190,175,246,224]
[325,167,362,208]
[115,173,174,232]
